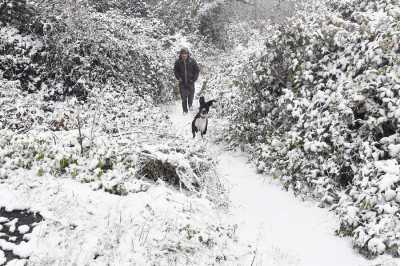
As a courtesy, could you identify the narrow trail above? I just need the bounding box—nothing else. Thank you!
[167,100,395,266]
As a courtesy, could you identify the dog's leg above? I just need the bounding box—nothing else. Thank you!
[192,120,196,138]
[203,120,208,135]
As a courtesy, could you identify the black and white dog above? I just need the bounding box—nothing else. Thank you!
[192,96,216,138]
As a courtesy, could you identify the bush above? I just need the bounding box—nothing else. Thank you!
[0,0,175,102]
[198,2,228,49]
[88,0,149,17]
[0,0,34,32]
[36,2,171,101]
[150,0,200,34]
[0,27,46,92]
[218,0,400,257]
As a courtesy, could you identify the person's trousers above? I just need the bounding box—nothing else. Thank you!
[180,82,195,113]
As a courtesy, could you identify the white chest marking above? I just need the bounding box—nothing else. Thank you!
[195,117,207,133]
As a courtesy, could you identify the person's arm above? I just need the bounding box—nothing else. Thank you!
[174,60,181,80]
[192,59,200,82]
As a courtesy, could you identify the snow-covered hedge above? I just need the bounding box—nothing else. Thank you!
[150,0,201,34]
[217,0,400,258]
[0,0,36,32]
[151,0,248,49]
[0,0,175,102]
[88,0,149,16]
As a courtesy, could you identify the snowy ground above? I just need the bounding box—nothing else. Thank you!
[217,151,400,266]
[1,95,399,265]
[0,98,236,265]
[167,98,400,266]
[0,170,235,265]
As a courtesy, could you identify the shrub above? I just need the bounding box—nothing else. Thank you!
[0,0,175,102]
[217,0,400,257]
[0,0,34,32]
[88,0,148,17]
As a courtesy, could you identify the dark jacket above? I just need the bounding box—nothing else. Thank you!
[174,56,200,85]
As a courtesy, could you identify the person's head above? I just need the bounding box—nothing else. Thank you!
[179,47,189,60]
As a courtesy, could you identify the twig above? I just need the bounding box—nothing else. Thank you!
[89,107,99,150]
[111,130,175,138]
[77,114,84,156]
[250,247,258,266]
[51,132,59,145]
[270,66,287,85]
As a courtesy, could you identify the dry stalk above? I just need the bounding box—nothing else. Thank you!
[77,114,84,156]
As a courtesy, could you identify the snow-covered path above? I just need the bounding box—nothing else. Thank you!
[218,152,367,266]
[168,101,398,266]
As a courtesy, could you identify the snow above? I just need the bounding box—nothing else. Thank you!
[388,6,400,19]
[168,101,397,266]
[2,0,400,263]
[6,218,18,233]
[0,249,5,265]
[216,149,377,266]
[304,140,329,153]
[379,174,400,191]
[382,204,397,215]
[368,11,392,33]
[0,73,398,266]
[0,188,29,211]
[6,259,28,266]
[385,189,396,202]
[18,225,30,234]
[3,240,33,258]
[368,237,386,255]
[389,144,400,157]
[0,126,236,265]
[200,0,400,256]
[375,160,400,175]
[171,33,193,54]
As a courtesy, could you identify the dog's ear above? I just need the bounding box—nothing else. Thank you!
[199,96,205,106]
[206,100,217,107]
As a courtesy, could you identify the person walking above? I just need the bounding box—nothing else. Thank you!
[174,47,200,114]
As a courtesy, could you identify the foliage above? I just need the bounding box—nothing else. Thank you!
[215,0,400,257]
[0,0,37,32]
[87,0,149,17]
[0,0,175,102]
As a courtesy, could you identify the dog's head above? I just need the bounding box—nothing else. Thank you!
[198,96,216,118]
[199,106,208,118]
